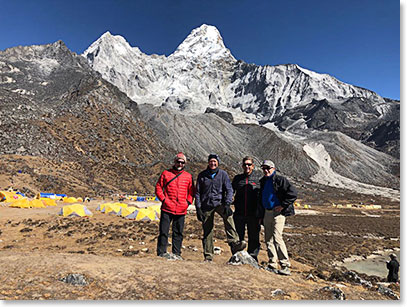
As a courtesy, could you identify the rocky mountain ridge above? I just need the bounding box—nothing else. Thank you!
[0,41,168,196]
[83,24,399,158]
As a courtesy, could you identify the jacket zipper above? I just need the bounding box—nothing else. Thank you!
[176,173,179,214]
[245,177,248,216]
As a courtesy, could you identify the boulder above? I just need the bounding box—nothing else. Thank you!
[227,251,259,269]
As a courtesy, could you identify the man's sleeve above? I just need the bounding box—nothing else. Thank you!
[224,172,234,206]
[231,175,238,192]
[282,178,297,207]
[155,172,166,202]
[256,178,265,218]
[195,174,201,209]
[187,174,195,205]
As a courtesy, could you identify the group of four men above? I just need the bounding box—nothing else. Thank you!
[155,152,297,275]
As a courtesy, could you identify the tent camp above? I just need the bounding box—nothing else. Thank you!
[58,204,93,217]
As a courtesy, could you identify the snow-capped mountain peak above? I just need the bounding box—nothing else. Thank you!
[83,24,392,126]
[85,31,142,58]
[169,24,236,62]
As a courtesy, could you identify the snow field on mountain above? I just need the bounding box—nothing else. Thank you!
[302,142,399,201]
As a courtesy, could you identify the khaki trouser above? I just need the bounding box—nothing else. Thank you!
[264,209,290,269]
[201,205,240,260]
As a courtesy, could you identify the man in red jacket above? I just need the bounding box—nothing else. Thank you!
[155,152,195,260]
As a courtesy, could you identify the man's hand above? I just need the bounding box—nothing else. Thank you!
[224,205,233,217]
[196,207,204,222]
[273,206,283,213]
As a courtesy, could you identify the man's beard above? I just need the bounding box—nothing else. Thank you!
[174,166,184,171]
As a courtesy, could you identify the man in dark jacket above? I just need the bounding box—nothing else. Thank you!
[232,156,261,261]
[195,153,246,262]
[258,160,297,275]
[386,253,399,282]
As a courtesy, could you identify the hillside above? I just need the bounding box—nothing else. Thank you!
[0,41,168,196]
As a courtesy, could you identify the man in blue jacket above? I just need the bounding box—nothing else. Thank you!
[195,153,246,262]
[258,160,297,275]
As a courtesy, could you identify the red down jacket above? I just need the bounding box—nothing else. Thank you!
[155,169,195,215]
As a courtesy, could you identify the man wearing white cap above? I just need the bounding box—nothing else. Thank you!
[258,160,297,275]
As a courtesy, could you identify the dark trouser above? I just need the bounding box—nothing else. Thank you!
[157,210,185,256]
[233,215,260,259]
[201,204,240,260]
[387,274,398,282]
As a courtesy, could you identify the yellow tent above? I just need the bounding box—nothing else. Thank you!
[58,204,93,217]
[148,204,161,213]
[102,203,128,215]
[119,206,138,217]
[96,202,111,211]
[63,197,78,203]
[29,199,46,208]
[103,203,122,214]
[124,207,159,221]
[41,198,57,206]
[0,191,24,202]
[9,198,31,208]
[96,202,122,211]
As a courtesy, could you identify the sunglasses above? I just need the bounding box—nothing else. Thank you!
[243,163,253,167]
[176,160,185,164]
[262,166,271,170]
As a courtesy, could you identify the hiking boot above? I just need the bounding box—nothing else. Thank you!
[250,255,258,263]
[278,266,291,276]
[204,258,213,263]
[231,240,247,254]
[158,252,171,259]
[268,268,279,274]
[266,264,279,274]
[171,254,183,261]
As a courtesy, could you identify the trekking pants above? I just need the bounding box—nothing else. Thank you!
[263,210,290,268]
[201,205,240,260]
[233,215,260,259]
[157,210,185,256]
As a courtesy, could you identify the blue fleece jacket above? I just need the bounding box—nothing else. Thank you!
[261,172,281,210]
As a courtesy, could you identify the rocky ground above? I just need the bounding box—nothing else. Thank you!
[0,196,400,300]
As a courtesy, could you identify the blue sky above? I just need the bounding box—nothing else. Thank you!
[0,0,400,100]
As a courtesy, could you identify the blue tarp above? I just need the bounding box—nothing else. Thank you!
[40,193,67,198]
